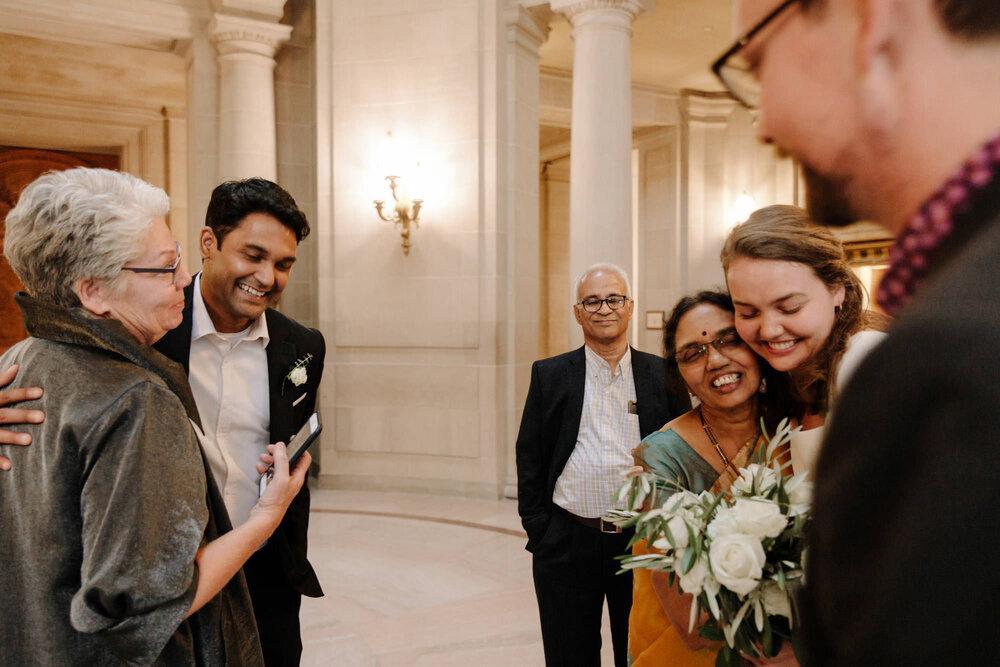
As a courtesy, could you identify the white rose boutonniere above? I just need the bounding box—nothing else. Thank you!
[284,353,314,391]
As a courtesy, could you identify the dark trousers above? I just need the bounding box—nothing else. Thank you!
[243,544,304,667]
[531,507,633,667]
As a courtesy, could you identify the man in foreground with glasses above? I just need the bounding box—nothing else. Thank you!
[154,178,325,666]
[516,262,690,666]
[716,0,1000,663]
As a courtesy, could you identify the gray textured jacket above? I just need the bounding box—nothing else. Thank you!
[0,294,263,666]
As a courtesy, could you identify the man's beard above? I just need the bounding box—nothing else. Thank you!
[802,164,859,228]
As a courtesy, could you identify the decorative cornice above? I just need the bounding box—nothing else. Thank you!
[679,89,736,123]
[549,0,653,24]
[504,5,551,53]
[210,0,286,22]
[209,13,292,58]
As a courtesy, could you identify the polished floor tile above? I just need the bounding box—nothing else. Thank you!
[301,490,616,666]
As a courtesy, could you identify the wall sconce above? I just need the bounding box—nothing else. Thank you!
[731,191,757,225]
[373,131,423,256]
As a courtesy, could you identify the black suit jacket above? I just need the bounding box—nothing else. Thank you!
[515,346,689,551]
[155,282,324,598]
[800,175,1000,665]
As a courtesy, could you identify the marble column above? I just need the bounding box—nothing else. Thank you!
[550,0,650,343]
[209,14,292,182]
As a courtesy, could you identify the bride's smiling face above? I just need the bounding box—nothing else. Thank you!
[726,256,845,372]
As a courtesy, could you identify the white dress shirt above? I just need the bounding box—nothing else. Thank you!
[552,345,641,518]
[188,274,271,529]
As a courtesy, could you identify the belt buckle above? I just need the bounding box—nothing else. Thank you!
[599,518,622,534]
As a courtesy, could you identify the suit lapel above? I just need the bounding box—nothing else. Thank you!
[560,346,587,461]
[630,348,657,437]
[265,309,298,443]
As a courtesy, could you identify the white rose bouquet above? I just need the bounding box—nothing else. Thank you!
[606,419,811,666]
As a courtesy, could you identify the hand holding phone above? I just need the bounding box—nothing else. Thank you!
[259,413,321,495]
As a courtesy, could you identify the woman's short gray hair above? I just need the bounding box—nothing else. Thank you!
[4,167,169,308]
[573,262,632,303]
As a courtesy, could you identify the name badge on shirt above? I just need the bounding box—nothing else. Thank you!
[628,400,638,415]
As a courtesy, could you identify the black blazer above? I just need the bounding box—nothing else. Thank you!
[800,176,1000,665]
[514,346,689,551]
[155,282,324,598]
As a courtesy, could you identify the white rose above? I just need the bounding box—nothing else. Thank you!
[760,580,792,618]
[675,549,710,595]
[707,506,739,540]
[709,533,766,596]
[288,366,308,386]
[786,475,813,517]
[731,498,787,539]
[732,464,778,496]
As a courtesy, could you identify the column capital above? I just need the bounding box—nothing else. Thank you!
[209,13,293,58]
[549,0,653,26]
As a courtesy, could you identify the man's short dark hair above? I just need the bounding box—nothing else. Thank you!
[799,0,1000,38]
[205,178,310,246]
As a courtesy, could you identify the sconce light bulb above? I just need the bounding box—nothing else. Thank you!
[732,191,758,225]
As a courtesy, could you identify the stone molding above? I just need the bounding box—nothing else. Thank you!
[680,89,736,123]
[549,0,652,24]
[504,4,551,54]
[210,0,286,23]
[209,13,292,58]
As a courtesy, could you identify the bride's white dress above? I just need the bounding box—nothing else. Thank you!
[789,329,886,476]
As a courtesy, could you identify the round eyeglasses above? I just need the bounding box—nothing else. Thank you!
[577,296,630,313]
[120,241,182,285]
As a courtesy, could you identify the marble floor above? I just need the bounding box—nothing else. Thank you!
[301,489,617,666]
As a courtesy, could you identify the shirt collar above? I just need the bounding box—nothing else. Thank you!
[584,343,631,379]
[877,131,1000,316]
[191,273,269,346]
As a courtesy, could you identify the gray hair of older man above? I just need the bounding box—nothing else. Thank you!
[572,262,632,304]
[4,167,169,309]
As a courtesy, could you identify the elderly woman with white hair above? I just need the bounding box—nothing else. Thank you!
[0,167,308,665]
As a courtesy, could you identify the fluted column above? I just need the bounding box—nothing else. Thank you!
[550,0,651,341]
[209,14,292,182]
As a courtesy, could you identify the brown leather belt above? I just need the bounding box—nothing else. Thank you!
[558,506,622,534]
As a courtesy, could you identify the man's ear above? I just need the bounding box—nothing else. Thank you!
[853,0,905,138]
[74,278,111,316]
[854,0,902,72]
[199,227,217,261]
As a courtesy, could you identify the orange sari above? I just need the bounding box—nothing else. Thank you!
[627,432,762,666]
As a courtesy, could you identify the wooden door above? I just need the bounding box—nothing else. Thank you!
[0,147,119,352]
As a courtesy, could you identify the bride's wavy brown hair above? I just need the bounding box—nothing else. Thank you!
[720,205,889,416]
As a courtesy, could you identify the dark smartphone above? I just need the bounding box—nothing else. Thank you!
[259,413,321,492]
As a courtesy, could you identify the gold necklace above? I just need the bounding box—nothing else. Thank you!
[698,405,758,469]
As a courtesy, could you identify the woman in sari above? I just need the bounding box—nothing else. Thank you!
[627,290,793,666]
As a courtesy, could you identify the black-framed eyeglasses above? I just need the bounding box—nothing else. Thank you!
[577,295,631,313]
[674,330,745,365]
[121,242,182,285]
[711,0,800,110]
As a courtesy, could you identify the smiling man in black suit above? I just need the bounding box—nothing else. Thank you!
[155,178,323,666]
[515,262,689,667]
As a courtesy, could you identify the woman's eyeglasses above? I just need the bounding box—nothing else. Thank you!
[674,330,744,365]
